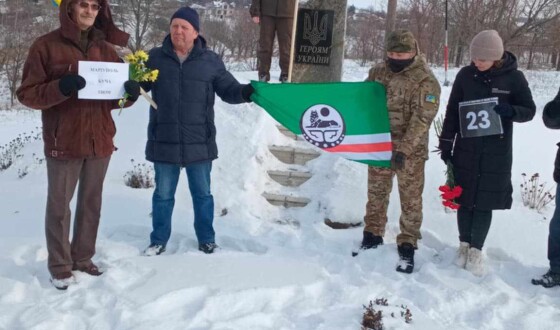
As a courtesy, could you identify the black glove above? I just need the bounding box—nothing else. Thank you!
[493,103,515,118]
[391,151,406,170]
[242,84,254,103]
[440,149,452,164]
[124,80,141,102]
[59,74,86,97]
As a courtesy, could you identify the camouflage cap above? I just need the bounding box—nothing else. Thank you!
[386,30,417,53]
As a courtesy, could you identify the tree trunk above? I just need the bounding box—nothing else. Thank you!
[454,44,463,68]
[386,0,397,36]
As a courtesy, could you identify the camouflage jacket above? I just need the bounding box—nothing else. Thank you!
[366,55,441,159]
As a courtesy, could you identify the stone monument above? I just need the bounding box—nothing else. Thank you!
[290,0,348,83]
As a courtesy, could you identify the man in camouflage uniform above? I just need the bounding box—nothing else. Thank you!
[360,30,441,274]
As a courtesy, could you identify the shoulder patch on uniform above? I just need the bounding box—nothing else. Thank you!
[425,94,437,103]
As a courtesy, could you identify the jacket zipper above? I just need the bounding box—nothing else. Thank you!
[54,114,59,148]
[179,59,184,163]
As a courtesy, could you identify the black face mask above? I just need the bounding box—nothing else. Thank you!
[387,57,415,73]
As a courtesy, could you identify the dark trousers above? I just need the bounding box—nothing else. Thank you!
[457,207,492,250]
[45,156,110,276]
[257,15,293,77]
[548,184,560,273]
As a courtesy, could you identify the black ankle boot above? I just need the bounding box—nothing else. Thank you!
[396,243,415,274]
[360,231,383,250]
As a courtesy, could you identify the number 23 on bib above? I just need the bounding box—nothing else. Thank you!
[458,97,503,138]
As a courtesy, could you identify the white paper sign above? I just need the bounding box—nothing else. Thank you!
[78,61,129,100]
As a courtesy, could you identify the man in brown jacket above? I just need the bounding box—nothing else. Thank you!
[250,0,296,82]
[17,0,139,290]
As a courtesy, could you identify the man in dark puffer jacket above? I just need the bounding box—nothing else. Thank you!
[140,7,254,256]
[532,88,560,288]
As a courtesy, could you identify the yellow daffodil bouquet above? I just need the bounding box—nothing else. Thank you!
[119,50,159,112]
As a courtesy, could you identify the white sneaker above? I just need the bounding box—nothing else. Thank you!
[454,242,470,268]
[465,247,485,277]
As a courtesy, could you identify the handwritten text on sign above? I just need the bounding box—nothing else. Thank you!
[78,61,129,100]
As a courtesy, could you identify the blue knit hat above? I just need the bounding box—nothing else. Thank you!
[171,7,200,32]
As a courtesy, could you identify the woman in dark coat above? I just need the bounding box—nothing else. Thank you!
[439,30,536,276]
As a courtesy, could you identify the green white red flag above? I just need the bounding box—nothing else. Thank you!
[250,81,392,168]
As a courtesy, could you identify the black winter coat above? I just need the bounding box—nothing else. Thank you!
[143,36,246,165]
[543,88,560,183]
[439,52,536,210]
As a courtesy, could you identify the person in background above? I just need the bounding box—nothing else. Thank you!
[439,30,535,276]
[250,0,296,82]
[140,7,254,257]
[532,88,560,288]
[360,30,441,274]
[17,0,140,290]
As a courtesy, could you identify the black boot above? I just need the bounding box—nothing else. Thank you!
[531,270,560,288]
[396,243,415,274]
[361,231,383,249]
[352,232,383,256]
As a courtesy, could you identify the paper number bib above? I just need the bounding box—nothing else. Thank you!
[458,97,503,138]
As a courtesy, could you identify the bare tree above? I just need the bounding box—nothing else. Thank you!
[346,10,385,66]
[113,0,158,51]
[504,0,560,44]
[550,17,560,70]
[444,0,560,67]
[0,0,55,107]
[405,0,445,63]
[229,11,258,62]
[203,19,231,60]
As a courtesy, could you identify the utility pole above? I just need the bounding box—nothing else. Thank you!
[443,0,450,86]
[385,0,397,35]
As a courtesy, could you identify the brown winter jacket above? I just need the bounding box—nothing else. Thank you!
[250,0,296,18]
[17,0,130,160]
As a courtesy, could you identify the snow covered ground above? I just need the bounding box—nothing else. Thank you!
[0,61,559,329]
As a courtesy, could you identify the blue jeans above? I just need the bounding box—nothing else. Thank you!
[549,184,560,273]
[150,161,215,246]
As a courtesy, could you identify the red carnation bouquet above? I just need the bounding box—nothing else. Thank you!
[439,161,462,210]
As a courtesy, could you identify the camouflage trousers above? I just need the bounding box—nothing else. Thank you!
[363,158,426,247]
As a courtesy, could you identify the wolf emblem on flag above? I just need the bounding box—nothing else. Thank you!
[301,104,346,148]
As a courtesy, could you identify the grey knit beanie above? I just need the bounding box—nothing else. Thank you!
[470,30,504,61]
